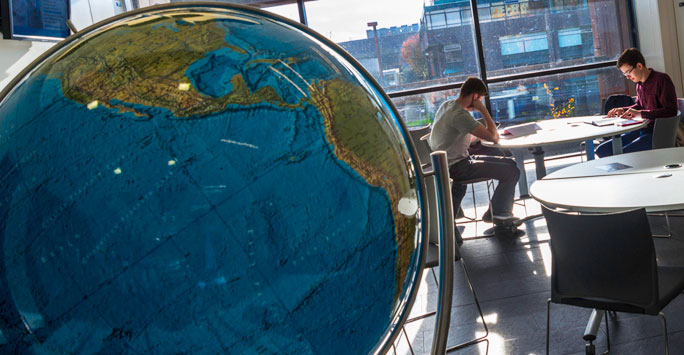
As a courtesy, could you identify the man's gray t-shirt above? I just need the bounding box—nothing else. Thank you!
[428,100,480,165]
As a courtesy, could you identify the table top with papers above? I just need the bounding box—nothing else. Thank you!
[482,115,647,149]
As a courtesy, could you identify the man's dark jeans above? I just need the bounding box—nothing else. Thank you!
[449,155,520,219]
[595,129,652,158]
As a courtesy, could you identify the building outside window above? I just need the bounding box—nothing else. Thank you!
[558,28,583,48]
[233,0,635,127]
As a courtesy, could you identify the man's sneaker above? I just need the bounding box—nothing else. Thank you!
[482,210,518,226]
[492,215,520,226]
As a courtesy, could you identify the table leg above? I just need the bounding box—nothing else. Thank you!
[532,146,547,179]
[611,135,623,155]
[584,139,595,160]
[583,309,604,344]
[513,149,529,198]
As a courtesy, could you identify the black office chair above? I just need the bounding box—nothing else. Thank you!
[408,125,433,172]
[677,98,684,146]
[651,111,681,150]
[542,206,684,355]
[602,94,635,115]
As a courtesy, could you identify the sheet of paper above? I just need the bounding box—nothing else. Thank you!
[504,123,541,137]
[595,162,632,172]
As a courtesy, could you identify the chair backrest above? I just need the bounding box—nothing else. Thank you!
[677,98,684,119]
[408,125,433,170]
[652,111,681,149]
[541,206,658,312]
[676,99,684,147]
[603,94,635,115]
[423,170,462,268]
[420,146,462,268]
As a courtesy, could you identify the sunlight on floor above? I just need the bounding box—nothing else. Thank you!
[388,153,588,354]
[475,331,505,354]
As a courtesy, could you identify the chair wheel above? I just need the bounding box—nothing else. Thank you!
[585,343,596,355]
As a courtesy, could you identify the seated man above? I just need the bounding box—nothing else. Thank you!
[428,77,520,229]
[595,48,678,157]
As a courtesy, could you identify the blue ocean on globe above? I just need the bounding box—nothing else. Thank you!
[0,4,423,354]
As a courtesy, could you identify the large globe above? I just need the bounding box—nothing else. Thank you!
[0,3,426,354]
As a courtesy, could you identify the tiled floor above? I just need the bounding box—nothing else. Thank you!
[389,153,684,355]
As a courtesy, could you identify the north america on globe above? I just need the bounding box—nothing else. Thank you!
[43,10,415,284]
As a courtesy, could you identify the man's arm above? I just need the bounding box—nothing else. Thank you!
[641,75,678,120]
[468,100,499,144]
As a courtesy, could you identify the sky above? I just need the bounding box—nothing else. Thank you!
[268,0,427,42]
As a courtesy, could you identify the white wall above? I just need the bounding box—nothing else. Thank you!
[673,0,684,97]
[70,0,126,30]
[0,40,54,93]
[634,0,683,97]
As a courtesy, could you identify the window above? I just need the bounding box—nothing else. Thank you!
[500,37,525,56]
[480,1,623,77]
[485,67,622,123]
[478,4,491,22]
[445,10,461,27]
[500,33,548,55]
[391,88,460,127]
[430,12,446,29]
[461,7,472,24]
[298,0,633,126]
[304,0,479,93]
[524,33,549,52]
[444,44,462,63]
[551,0,586,12]
[558,28,582,48]
[491,4,506,20]
[506,3,521,17]
[520,2,530,15]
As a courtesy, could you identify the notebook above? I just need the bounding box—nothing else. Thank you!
[590,117,621,126]
[617,119,642,127]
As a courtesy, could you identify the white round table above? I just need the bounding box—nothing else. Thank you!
[482,115,647,196]
[530,147,684,213]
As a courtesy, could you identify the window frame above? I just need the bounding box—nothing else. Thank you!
[264,0,637,118]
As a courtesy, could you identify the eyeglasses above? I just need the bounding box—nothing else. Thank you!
[622,67,636,77]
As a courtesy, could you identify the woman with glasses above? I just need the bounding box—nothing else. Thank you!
[595,48,678,157]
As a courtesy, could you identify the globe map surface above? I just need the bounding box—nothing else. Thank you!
[0,4,424,354]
